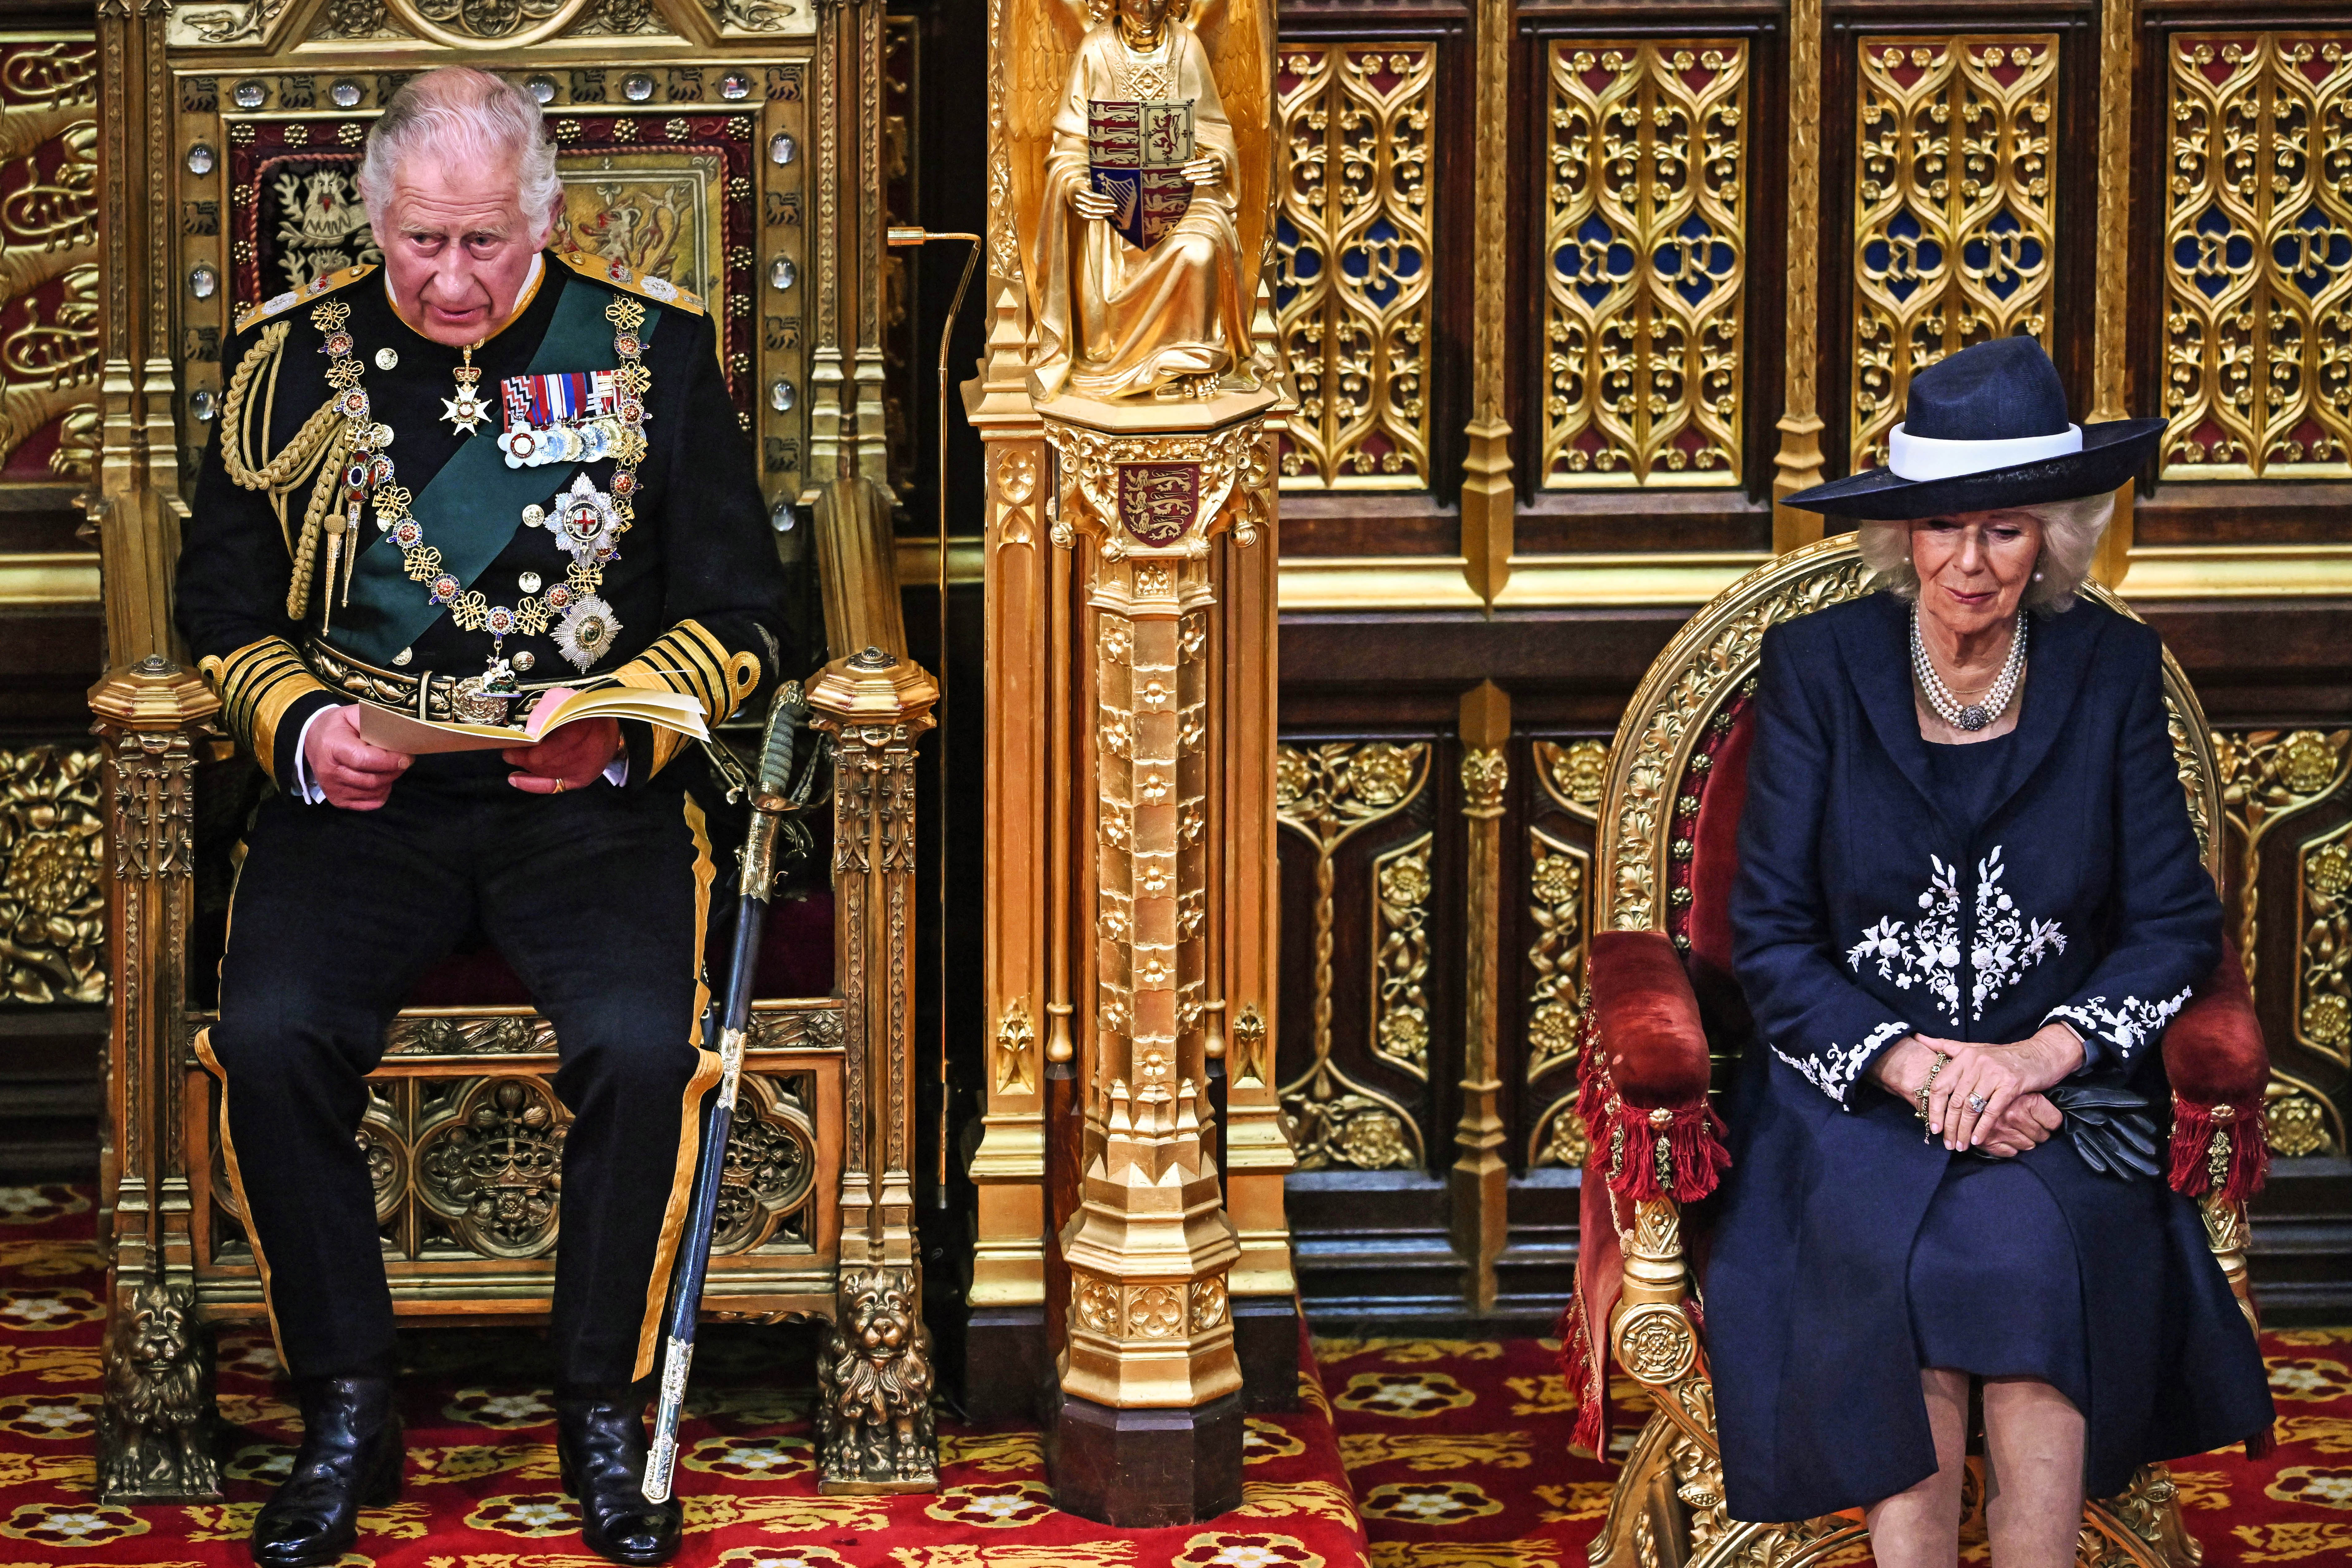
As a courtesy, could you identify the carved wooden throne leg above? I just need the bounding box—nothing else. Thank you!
[97,1276,223,1503]
[1593,1197,1870,1568]
[93,657,227,1505]
[811,651,941,1494]
[816,1265,939,1490]
[2082,1467,2204,1568]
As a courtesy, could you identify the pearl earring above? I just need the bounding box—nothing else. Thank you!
[2033,570,2044,581]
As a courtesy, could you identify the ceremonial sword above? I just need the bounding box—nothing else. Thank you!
[644,681,823,1503]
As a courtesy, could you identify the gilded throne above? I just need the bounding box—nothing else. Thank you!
[86,0,933,1502]
[1565,536,2267,1568]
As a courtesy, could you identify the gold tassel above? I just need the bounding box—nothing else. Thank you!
[320,511,346,635]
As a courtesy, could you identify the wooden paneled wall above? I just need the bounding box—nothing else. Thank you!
[0,6,109,1175]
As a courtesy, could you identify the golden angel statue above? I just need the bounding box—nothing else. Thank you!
[1007,0,1272,402]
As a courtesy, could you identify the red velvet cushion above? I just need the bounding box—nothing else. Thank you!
[2162,942,2268,1104]
[1588,929,1711,1107]
[402,889,837,1008]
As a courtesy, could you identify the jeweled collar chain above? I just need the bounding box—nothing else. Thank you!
[332,292,652,692]
[1911,600,2026,733]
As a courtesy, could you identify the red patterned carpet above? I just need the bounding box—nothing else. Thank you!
[5,1187,2352,1567]
[0,1186,1364,1568]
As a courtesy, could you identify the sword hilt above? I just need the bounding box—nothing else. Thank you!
[756,681,809,805]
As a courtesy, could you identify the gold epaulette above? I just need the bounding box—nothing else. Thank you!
[554,248,707,316]
[234,263,378,336]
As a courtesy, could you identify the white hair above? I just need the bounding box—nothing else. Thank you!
[1856,491,2115,613]
[358,67,562,243]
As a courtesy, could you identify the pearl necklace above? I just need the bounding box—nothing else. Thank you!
[1911,602,2026,733]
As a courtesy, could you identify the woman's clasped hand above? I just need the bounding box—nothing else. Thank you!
[1868,1026,2083,1154]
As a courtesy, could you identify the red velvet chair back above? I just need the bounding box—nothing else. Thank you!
[1674,695,1761,1065]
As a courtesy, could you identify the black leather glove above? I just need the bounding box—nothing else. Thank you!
[2045,1082,2162,1180]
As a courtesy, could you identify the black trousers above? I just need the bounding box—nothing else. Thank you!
[202,757,720,1385]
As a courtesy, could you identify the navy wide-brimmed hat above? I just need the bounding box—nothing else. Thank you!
[1782,337,2163,521]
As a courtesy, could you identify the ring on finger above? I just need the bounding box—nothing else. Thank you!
[1966,1093,1989,1113]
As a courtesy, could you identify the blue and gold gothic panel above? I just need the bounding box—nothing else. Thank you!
[1542,40,1748,489]
[1850,35,2057,473]
[2163,33,2352,479]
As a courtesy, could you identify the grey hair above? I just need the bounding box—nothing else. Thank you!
[1857,491,2115,613]
[358,67,562,242]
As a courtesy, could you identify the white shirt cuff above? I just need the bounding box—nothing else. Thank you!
[290,704,337,804]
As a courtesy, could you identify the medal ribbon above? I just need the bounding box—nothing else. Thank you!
[330,275,660,669]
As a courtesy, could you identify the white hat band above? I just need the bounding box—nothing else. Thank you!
[1887,422,2082,482]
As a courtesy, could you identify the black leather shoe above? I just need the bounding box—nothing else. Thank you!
[556,1387,682,1567]
[250,1377,402,1568]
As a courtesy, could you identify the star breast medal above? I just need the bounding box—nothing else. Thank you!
[525,474,625,672]
[544,471,622,564]
[442,343,492,435]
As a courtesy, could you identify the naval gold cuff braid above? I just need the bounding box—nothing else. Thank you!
[1916,1048,1950,1142]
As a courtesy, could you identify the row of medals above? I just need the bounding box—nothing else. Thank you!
[313,294,652,724]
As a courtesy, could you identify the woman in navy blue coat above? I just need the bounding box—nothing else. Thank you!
[1707,338,2272,1567]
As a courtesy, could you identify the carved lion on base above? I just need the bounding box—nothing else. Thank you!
[99,1279,220,1499]
[815,1265,936,1484]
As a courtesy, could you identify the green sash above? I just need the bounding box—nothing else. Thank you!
[332,273,660,667]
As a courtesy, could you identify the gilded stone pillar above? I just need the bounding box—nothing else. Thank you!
[809,649,941,1492]
[965,376,1056,1413]
[1040,390,1276,1524]
[1217,407,1298,1390]
[1771,0,1827,554]
[1460,0,1516,603]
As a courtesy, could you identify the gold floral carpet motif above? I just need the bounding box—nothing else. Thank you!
[5,1185,2351,1566]
[1318,1330,2352,1567]
[0,1187,1365,1567]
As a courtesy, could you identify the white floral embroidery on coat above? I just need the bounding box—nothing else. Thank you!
[2045,987,2192,1062]
[1845,846,2065,1027]
[1772,1019,1912,1107]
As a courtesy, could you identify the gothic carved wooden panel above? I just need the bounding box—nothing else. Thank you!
[2210,727,2352,1160]
[1850,34,2058,473]
[196,1062,829,1282]
[0,742,105,1005]
[1274,738,1442,1170]
[1272,42,1435,492]
[0,37,97,485]
[1541,40,1748,489]
[1521,737,1604,1169]
[2161,32,2352,479]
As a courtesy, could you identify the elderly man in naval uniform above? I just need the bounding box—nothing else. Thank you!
[176,66,787,1568]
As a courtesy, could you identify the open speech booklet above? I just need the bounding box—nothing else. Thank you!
[356,686,710,755]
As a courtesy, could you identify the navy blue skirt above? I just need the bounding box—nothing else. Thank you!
[1907,1154,2090,1413]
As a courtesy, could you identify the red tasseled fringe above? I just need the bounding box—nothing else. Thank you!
[1559,1292,1604,1458]
[1607,1096,1732,1204]
[2246,1423,2277,1461]
[2168,1095,2269,1205]
[1572,1007,1731,1204]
